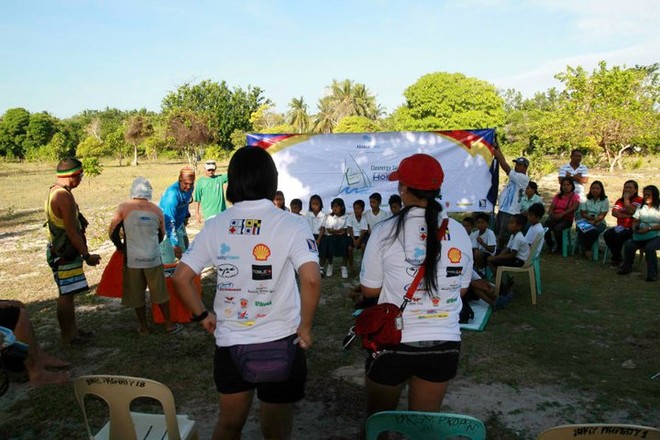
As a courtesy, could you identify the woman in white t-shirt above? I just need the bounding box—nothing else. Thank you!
[360,154,473,418]
[173,147,321,439]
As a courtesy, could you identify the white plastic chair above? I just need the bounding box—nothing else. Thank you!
[494,234,545,305]
[74,375,198,440]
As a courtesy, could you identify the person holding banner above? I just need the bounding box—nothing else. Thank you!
[360,153,472,419]
[492,148,530,251]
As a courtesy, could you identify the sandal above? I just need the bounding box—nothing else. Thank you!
[166,323,183,334]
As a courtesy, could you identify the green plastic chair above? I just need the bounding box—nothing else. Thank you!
[365,411,486,440]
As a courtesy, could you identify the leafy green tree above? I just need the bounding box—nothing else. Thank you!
[312,98,335,134]
[312,79,380,133]
[390,72,505,131]
[76,135,108,158]
[162,79,266,150]
[42,132,70,161]
[106,128,130,166]
[334,115,381,133]
[24,112,59,154]
[250,103,288,133]
[288,97,310,133]
[124,115,154,166]
[81,157,103,180]
[0,108,31,158]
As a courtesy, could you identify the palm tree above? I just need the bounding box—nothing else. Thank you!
[288,97,310,133]
[314,79,381,133]
[312,98,335,134]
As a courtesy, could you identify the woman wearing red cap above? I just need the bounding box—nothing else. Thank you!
[360,153,474,418]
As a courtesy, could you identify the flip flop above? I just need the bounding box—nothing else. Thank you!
[166,323,183,334]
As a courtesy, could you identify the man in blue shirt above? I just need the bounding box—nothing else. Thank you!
[159,166,195,260]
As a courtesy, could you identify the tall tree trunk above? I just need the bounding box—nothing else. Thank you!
[608,144,631,172]
[132,144,139,166]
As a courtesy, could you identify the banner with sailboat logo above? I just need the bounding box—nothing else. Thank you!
[246,130,498,213]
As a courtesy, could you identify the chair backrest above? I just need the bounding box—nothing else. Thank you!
[537,423,660,440]
[74,375,183,440]
[366,411,486,440]
[522,235,545,268]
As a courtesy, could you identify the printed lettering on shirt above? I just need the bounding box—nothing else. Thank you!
[306,238,318,253]
[446,297,458,304]
[256,313,268,319]
[252,265,272,280]
[217,243,239,261]
[252,243,271,261]
[403,283,430,293]
[217,281,240,292]
[254,300,272,307]
[405,246,426,265]
[447,247,462,263]
[217,264,239,278]
[248,285,273,294]
[223,296,235,304]
[446,266,463,278]
[228,218,262,235]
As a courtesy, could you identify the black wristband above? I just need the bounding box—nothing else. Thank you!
[192,310,209,322]
[82,252,90,262]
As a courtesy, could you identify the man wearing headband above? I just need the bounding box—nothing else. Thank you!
[108,177,182,335]
[159,166,195,260]
[45,157,101,345]
[193,160,228,223]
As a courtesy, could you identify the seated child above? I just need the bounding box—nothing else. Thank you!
[388,194,402,216]
[290,198,303,215]
[488,214,530,271]
[470,212,497,271]
[462,216,475,235]
[524,203,546,246]
[346,199,368,275]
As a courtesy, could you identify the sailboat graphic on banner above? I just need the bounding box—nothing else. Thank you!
[338,154,371,195]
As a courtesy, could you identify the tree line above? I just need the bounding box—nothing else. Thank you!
[1,61,658,172]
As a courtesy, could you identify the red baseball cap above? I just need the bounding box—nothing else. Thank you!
[388,154,444,190]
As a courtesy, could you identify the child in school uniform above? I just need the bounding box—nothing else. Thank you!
[290,198,303,215]
[346,199,368,275]
[319,198,350,278]
[487,214,529,308]
[524,203,546,246]
[471,212,497,271]
[305,195,326,276]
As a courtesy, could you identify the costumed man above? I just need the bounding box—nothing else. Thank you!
[159,166,195,260]
[45,158,101,344]
[194,160,228,223]
[108,177,182,335]
[492,148,530,251]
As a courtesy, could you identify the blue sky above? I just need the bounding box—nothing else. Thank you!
[1,0,658,118]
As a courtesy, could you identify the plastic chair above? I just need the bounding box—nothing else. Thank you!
[74,375,198,440]
[537,423,659,440]
[366,411,486,440]
[561,227,574,257]
[494,234,545,305]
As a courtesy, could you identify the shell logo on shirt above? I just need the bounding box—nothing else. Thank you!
[252,243,271,261]
[447,247,462,263]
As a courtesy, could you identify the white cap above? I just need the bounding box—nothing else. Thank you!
[130,177,153,200]
[204,160,217,171]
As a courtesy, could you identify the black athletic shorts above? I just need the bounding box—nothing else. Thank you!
[214,337,307,404]
[365,340,461,386]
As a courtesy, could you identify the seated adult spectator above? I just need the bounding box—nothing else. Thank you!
[471,212,497,272]
[0,300,71,386]
[618,185,660,282]
[576,181,609,259]
[558,148,589,202]
[520,181,543,222]
[603,180,643,267]
[544,178,580,253]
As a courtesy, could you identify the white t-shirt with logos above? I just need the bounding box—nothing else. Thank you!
[360,209,473,343]
[181,199,319,346]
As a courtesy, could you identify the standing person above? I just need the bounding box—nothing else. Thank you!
[273,190,289,211]
[360,154,473,419]
[576,181,609,260]
[346,199,369,275]
[45,158,101,345]
[558,149,589,202]
[544,178,580,253]
[318,198,350,278]
[492,147,530,251]
[290,198,303,215]
[173,147,321,440]
[194,160,228,223]
[618,185,660,282]
[108,178,181,335]
[603,180,644,267]
[305,194,326,244]
[159,166,195,260]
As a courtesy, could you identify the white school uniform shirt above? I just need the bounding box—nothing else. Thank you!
[346,213,368,237]
[305,210,326,235]
[524,222,545,246]
[181,199,319,346]
[323,213,347,230]
[470,228,497,254]
[506,231,530,262]
[558,163,589,201]
[360,209,473,343]
[365,209,390,230]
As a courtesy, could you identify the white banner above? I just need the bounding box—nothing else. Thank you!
[247,130,498,213]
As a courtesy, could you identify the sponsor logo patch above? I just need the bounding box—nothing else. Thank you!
[306,238,318,253]
[252,265,272,280]
[217,243,239,260]
[239,298,248,308]
[447,247,462,263]
[446,266,463,278]
[217,264,238,278]
[229,219,262,235]
[252,243,271,261]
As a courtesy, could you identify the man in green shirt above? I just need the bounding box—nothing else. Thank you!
[194,160,228,222]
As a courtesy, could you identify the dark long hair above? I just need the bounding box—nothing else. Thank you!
[620,180,639,202]
[558,177,575,197]
[226,147,277,203]
[643,185,660,209]
[389,188,442,295]
[587,180,607,201]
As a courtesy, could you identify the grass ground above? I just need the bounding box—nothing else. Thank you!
[0,158,658,439]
